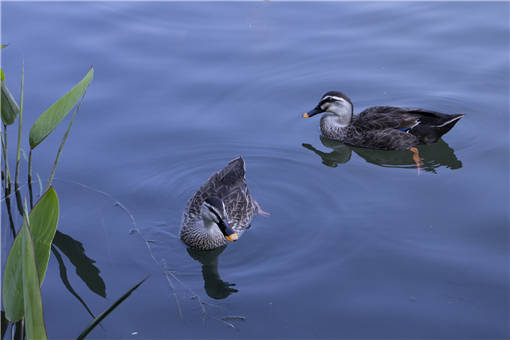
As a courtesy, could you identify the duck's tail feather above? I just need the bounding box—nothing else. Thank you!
[410,113,464,144]
[219,156,246,185]
[435,114,464,136]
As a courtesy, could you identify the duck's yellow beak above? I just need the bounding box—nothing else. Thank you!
[302,113,310,118]
[225,233,238,242]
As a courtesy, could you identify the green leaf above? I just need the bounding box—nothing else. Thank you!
[21,216,48,340]
[77,276,148,340]
[1,82,20,125]
[2,188,60,322]
[1,44,6,83]
[29,67,93,149]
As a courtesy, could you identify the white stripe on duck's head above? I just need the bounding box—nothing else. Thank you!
[303,91,353,118]
[201,196,238,242]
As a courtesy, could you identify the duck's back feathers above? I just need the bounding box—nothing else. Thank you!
[356,106,464,147]
[186,157,255,232]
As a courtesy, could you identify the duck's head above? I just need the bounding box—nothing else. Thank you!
[200,196,238,242]
[303,91,353,118]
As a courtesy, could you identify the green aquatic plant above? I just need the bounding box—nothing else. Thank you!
[28,67,93,203]
[19,222,47,340]
[1,47,21,235]
[29,68,93,150]
[2,189,59,323]
[19,201,51,340]
[0,44,9,84]
[1,57,147,339]
[13,61,25,215]
[1,82,20,126]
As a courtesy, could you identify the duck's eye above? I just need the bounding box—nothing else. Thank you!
[320,98,335,108]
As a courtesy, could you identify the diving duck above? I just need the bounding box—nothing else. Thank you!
[180,157,268,250]
[303,91,464,166]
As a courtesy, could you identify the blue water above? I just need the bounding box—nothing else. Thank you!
[2,2,509,339]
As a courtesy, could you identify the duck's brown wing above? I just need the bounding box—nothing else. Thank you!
[186,157,255,230]
[357,106,464,145]
[216,157,255,231]
[357,106,423,130]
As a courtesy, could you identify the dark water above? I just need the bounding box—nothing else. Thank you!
[2,2,509,339]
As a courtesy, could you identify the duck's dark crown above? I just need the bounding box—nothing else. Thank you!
[321,91,352,106]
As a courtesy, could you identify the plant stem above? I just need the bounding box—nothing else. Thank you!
[13,319,23,340]
[14,60,24,215]
[2,125,11,192]
[28,149,33,208]
[1,126,16,237]
[46,92,85,191]
[3,191,16,238]
[1,311,8,340]
[2,124,10,184]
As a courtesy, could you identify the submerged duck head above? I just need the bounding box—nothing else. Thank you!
[303,91,353,118]
[201,196,238,242]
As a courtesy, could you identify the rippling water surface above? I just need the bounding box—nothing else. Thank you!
[2,2,509,339]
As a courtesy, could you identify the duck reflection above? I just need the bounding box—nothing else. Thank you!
[187,246,238,299]
[303,136,462,173]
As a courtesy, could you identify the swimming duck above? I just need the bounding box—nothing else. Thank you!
[303,91,464,166]
[180,157,267,250]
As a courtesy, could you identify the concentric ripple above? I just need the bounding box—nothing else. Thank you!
[134,142,380,298]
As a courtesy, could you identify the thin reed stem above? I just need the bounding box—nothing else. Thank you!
[14,60,24,215]
[13,319,23,340]
[28,149,33,208]
[1,127,16,237]
[2,124,12,194]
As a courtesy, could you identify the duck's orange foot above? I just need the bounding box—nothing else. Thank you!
[254,200,270,217]
[409,147,423,175]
